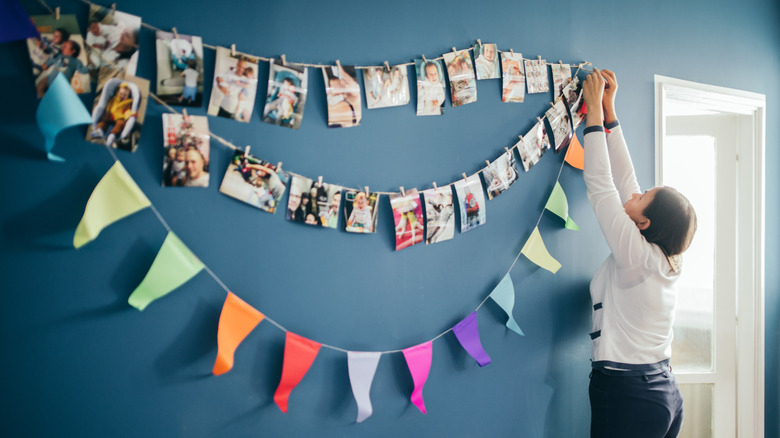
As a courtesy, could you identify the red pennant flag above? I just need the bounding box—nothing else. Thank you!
[212,292,265,375]
[273,332,322,413]
[564,133,584,170]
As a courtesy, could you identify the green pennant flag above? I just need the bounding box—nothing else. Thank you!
[521,227,562,274]
[489,274,524,335]
[73,161,151,248]
[128,232,204,311]
[544,181,579,231]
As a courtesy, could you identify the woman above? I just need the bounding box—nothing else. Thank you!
[582,68,697,438]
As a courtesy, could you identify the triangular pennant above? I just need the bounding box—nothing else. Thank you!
[212,292,265,375]
[521,227,561,274]
[73,161,151,248]
[36,74,93,161]
[452,311,492,366]
[347,351,382,423]
[488,274,524,335]
[544,182,580,231]
[402,341,433,414]
[0,0,39,44]
[564,132,584,170]
[127,232,204,310]
[274,332,321,413]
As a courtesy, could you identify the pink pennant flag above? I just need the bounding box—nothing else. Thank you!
[212,292,265,375]
[402,341,433,414]
[274,332,321,413]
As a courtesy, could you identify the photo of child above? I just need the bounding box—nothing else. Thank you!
[344,189,379,233]
[162,113,210,187]
[322,64,362,128]
[414,58,446,116]
[207,47,259,123]
[545,99,572,152]
[483,151,519,200]
[390,189,425,250]
[562,78,586,129]
[285,175,342,228]
[85,5,141,86]
[86,75,149,152]
[442,49,477,107]
[422,186,455,245]
[454,175,486,233]
[500,51,525,103]
[362,64,410,109]
[550,63,572,99]
[517,122,551,172]
[220,150,289,214]
[262,59,308,130]
[155,31,204,106]
[524,58,549,94]
[473,43,499,80]
[27,15,91,98]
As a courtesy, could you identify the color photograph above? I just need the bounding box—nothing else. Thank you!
[207,47,259,123]
[363,64,410,109]
[344,189,379,233]
[550,63,571,99]
[473,43,499,80]
[262,59,308,130]
[390,189,425,250]
[454,176,486,232]
[524,58,549,94]
[27,14,91,98]
[422,186,455,245]
[546,99,572,152]
[86,75,149,152]
[220,151,289,214]
[85,4,141,86]
[443,49,477,107]
[155,31,204,106]
[323,64,362,128]
[483,151,519,200]
[562,78,586,129]
[414,58,446,116]
[517,122,550,172]
[162,113,210,187]
[500,51,525,103]
[286,175,342,228]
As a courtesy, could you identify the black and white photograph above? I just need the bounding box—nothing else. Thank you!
[422,186,455,245]
[546,99,572,152]
[483,151,519,200]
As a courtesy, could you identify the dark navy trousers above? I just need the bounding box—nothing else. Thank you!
[589,368,684,438]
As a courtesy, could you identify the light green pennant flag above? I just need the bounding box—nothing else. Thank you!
[128,232,204,311]
[73,161,151,248]
[521,227,562,274]
[488,274,524,335]
[544,181,579,231]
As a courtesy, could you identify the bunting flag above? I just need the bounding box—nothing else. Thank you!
[402,341,433,414]
[544,182,580,231]
[0,0,38,44]
[73,161,151,248]
[36,74,92,161]
[347,351,382,423]
[274,332,322,413]
[213,292,265,375]
[521,227,561,274]
[452,311,492,367]
[564,132,584,170]
[488,274,524,335]
[127,231,204,310]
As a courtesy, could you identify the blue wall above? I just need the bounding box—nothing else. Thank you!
[1,0,777,437]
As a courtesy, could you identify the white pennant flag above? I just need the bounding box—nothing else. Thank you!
[347,351,382,423]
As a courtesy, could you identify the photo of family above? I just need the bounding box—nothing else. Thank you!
[207,47,259,122]
[85,4,141,87]
[262,59,308,130]
[27,14,91,98]
[517,122,550,172]
[390,189,425,250]
[344,189,379,234]
[155,31,204,106]
[473,43,499,80]
[500,51,525,103]
[414,58,446,116]
[363,64,410,109]
[220,150,289,214]
[562,78,586,129]
[546,99,572,152]
[162,113,210,187]
[285,175,342,228]
[86,75,149,152]
[443,49,477,107]
[323,64,362,128]
[524,58,549,94]
[422,187,455,245]
[483,151,519,200]
[550,63,571,99]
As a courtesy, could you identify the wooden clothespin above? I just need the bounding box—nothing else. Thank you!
[537,117,544,126]
[550,102,556,108]
[365,186,369,197]
[281,54,286,66]
[231,44,236,57]
[452,47,458,53]
[111,4,116,14]
[432,182,438,189]
[422,54,427,62]
[510,48,514,54]
[182,108,188,118]
[244,145,250,158]
[318,176,323,186]
[505,146,511,155]
[400,186,406,197]
[462,173,469,183]
[172,27,178,39]
[54,7,60,20]
[336,59,342,69]
[485,160,491,168]
[559,60,563,65]
[518,135,525,142]
[276,162,283,172]
[477,39,482,47]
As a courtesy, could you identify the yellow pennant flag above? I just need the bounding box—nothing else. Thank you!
[544,182,580,231]
[73,161,151,248]
[520,227,561,274]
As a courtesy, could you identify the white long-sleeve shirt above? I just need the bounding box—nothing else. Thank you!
[584,122,680,372]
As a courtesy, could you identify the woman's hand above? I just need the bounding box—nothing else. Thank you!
[583,68,605,127]
[600,69,618,124]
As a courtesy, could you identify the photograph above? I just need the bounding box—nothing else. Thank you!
[483,150,519,200]
[322,64,362,128]
[473,43,499,80]
[362,64,410,109]
[344,189,380,234]
[517,122,550,172]
[390,189,425,250]
[443,49,477,107]
[85,4,141,87]
[155,31,204,106]
[454,175,486,233]
[86,75,149,152]
[550,63,571,99]
[220,150,289,214]
[162,113,210,187]
[262,59,308,130]
[286,175,342,228]
[562,78,586,129]
[27,14,91,98]
[422,186,455,245]
[414,58,446,116]
[500,51,525,103]
[524,58,549,94]
[207,47,259,123]
[546,99,572,152]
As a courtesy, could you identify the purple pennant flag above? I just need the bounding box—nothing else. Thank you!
[452,311,492,367]
[0,0,39,44]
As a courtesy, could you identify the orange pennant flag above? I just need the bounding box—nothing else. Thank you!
[212,292,265,376]
[274,332,322,413]
[564,133,584,170]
